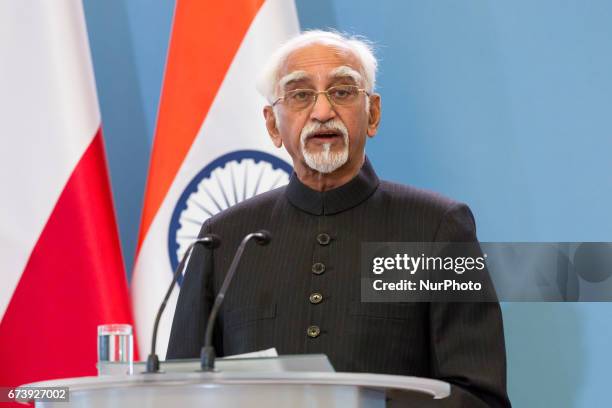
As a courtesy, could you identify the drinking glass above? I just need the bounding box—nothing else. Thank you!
[97,323,133,375]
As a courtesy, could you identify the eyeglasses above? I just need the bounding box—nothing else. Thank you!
[272,85,370,111]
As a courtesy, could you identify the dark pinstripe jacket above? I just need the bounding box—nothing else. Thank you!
[168,158,511,407]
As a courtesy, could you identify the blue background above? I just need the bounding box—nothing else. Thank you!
[82,1,612,406]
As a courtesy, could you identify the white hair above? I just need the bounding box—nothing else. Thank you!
[257,30,378,103]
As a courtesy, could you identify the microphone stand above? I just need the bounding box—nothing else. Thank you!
[145,234,220,373]
[200,230,271,371]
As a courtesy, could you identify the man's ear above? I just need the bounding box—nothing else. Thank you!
[264,106,283,148]
[366,94,381,138]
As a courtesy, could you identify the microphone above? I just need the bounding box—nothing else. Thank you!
[145,233,220,374]
[200,230,271,371]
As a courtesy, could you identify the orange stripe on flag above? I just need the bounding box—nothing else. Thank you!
[138,0,266,250]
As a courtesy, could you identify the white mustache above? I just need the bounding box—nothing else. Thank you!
[300,119,349,143]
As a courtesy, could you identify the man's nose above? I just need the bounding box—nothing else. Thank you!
[309,92,336,122]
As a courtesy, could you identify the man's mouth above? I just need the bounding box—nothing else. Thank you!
[307,130,343,141]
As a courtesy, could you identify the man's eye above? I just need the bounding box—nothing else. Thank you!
[291,91,311,101]
[331,89,351,99]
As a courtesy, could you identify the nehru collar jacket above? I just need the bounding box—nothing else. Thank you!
[168,156,511,408]
[285,157,379,216]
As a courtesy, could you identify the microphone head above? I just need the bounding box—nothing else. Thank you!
[253,230,271,245]
[198,233,221,249]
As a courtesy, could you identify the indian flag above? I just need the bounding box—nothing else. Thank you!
[132,0,299,359]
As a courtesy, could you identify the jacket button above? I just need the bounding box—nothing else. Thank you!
[307,325,321,338]
[317,233,331,246]
[309,292,323,304]
[312,262,326,275]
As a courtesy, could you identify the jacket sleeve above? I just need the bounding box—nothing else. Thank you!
[429,203,512,408]
[166,220,216,359]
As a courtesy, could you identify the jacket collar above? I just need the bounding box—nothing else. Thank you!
[285,156,380,215]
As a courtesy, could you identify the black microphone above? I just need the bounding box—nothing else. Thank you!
[200,230,271,371]
[145,233,220,374]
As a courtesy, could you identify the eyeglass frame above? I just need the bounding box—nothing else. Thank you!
[271,84,370,110]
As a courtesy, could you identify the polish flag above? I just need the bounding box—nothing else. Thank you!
[0,0,134,392]
[132,0,299,359]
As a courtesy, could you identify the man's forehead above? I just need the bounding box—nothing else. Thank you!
[278,43,363,84]
[279,66,362,90]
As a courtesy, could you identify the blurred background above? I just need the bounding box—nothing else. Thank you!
[82,1,612,406]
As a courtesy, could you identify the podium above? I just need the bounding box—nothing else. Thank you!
[23,355,450,407]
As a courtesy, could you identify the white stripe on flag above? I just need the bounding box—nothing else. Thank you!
[0,0,100,320]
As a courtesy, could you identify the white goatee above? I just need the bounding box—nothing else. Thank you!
[300,118,349,174]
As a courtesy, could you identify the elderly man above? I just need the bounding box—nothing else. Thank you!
[168,30,511,407]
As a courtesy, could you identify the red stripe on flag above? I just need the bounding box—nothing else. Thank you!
[137,0,266,250]
[0,130,135,390]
